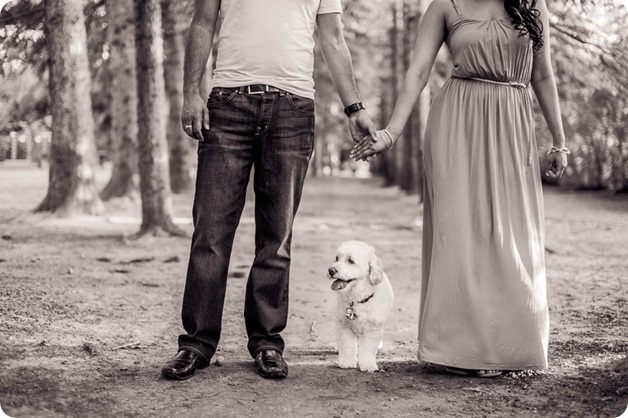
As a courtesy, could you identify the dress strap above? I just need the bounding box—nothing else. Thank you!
[450,0,462,15]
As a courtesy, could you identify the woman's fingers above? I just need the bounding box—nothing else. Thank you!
[353,145,378,161]
[546,154,568,178]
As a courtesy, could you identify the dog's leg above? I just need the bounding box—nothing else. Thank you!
[336,325,357,369]
[357,329,383,372]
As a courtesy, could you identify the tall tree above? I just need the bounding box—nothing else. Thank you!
[36,0,103,216]
[400,0,420,195]
[100,0,139,201]
[411,0,431,202]
[134,0,183,236]
[390,0,406,188]
[161,0,193,193]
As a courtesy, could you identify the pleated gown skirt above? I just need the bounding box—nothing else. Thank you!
[418,17,549,370]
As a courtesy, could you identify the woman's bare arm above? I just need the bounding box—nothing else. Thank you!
[351,0,447,159]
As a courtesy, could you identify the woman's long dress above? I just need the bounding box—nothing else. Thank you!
[419,14,549,370]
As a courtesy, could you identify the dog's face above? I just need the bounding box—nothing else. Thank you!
[327,241,384,292]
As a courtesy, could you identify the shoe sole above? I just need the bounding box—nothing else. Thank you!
[444,366,502,378]
[161,368,195,380]
[162,362,209,381]
[256,370,288,379]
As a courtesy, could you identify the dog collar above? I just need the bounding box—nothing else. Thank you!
[345,293,375,320]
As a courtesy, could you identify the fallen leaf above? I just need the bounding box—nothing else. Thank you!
[139,282,159,287]
[120,257,155,265]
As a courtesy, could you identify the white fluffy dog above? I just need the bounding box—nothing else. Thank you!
[327,241,394,372]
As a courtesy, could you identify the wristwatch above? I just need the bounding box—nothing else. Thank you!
[343,102,365,117]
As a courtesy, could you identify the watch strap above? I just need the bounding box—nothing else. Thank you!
[343,102,365,117]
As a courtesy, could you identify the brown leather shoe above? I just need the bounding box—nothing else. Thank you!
[255,349,288,379]
[161,350,209,380]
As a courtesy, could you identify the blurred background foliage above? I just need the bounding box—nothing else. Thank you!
[1,0,627,194]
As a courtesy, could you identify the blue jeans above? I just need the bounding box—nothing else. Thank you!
[178,87,315,361]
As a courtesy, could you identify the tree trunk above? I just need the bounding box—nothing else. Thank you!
[414,0,431,203]
[100,0,139,201]
[389,1,403,188]
[311,43,327,178]
[401,0,419,194]
[161,0,193,193]
[134,0,184,237]
[36,0,103,216]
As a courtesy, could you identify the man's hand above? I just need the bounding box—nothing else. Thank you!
[181,94,209,141]
[347,110,377,161]
[348,110,376,144]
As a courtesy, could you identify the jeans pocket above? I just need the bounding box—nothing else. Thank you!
[207,89,238,107]
[286,94,315,115]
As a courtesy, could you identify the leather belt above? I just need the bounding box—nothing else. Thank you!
[232,84,285,95]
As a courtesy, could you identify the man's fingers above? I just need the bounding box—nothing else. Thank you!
[368,125,377,142]
[192,117,204,141]
[182,118,194,138]
[202,108,210,131]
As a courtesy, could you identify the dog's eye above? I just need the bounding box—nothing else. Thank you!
[347,258,354,264]
[335,256,339,262]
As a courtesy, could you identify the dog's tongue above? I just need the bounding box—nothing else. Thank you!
[331,279,348,291]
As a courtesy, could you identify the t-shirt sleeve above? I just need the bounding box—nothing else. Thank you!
[318,0,342,15]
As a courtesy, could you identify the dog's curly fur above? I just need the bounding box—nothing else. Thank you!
[327,241,394,372]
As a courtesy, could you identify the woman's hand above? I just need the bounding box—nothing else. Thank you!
[350,130,393,161]
[545,150,568,178]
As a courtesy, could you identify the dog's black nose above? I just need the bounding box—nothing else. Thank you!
[328,267,337,277]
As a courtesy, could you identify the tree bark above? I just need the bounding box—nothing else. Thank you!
[371,5,399,186]
[36,0,103,216]
[401,0,419,194]
[100,0,139,201]
[414,0,431,203]
[161,0,193,193]
[389,1,403,187]
[134,0,184,237]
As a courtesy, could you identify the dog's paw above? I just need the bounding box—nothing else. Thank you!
[358,362,379,372]
[337,360,357,369]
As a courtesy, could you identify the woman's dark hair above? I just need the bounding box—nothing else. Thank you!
[504,0,544,52]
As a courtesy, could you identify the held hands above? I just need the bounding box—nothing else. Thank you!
[545,146,570,179]
[348,110,377,162]
[350,129,395,161]
[181,94,209,141]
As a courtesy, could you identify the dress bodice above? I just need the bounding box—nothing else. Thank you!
[447,17,534,85]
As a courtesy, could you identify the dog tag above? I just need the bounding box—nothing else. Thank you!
[345,305,357,320]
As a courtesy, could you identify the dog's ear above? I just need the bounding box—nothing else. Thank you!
[368,252,384,286]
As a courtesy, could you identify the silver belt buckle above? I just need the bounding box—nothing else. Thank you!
[247,85,266,95]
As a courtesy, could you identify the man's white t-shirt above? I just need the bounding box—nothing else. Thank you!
[210,0,343,99]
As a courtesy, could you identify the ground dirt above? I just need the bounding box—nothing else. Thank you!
[0,161,627,418]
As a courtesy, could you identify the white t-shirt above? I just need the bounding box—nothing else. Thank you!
[210,0,343,99]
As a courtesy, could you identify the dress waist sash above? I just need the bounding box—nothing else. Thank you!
[452,76,534,166]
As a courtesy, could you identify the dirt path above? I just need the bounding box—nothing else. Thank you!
[1,161,627,418]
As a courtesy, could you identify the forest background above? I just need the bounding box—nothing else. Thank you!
[0,1,627,417]
[0,0,627,226]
